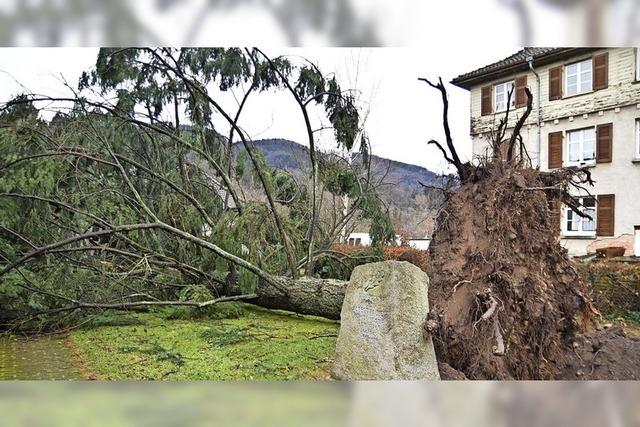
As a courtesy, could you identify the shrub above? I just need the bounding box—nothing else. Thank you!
[580,260,640,316]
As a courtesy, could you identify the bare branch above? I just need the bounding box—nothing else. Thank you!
[419,77,466,180]
[427,139,454,164]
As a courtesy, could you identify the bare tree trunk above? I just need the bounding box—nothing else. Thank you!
[228,276,347,320]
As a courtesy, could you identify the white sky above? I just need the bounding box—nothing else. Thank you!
[0,46,518,174]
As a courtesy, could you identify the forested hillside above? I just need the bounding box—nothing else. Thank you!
[234,139,445,237]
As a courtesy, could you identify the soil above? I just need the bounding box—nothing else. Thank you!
[559,325,640,380]
[426,164,597,380]
[438,362,468,380]
[438,325,640,380]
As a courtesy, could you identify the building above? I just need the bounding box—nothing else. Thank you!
[346,232,403,247]
[407,238,431,250]
[452,47,640,256]
[347,232,372,247]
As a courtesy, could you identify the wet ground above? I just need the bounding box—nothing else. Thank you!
[0,335,82,380]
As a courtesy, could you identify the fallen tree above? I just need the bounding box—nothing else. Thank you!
[0,48,391,331]
[227,276,347,320]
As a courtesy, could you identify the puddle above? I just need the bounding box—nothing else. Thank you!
[0,335,82,380]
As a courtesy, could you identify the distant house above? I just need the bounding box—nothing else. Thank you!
[347,232,371,247]
[346,232,403,247]
[451,47,640,257]
[407,238,431,250]
[346,232,428,248]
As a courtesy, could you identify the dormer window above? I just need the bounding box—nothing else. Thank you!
[565,59,592,96]
[494,80,515,112]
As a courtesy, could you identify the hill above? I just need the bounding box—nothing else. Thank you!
[233,139,444,237]
[233,138,440,190]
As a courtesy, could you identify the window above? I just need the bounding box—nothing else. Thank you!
[494,81,515,112]
[348,238,355,246]
[564,197,596,236]
[566,127,596,166]
[565,59,592,96]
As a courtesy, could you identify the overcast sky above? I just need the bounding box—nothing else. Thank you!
[0,47,517,173]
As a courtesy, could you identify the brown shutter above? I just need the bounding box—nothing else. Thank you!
[515,75,528,108]
[548,131,563,168]
[597,194,615,236]
[593,52,609,91]
[596,123,613,163]
[549,66,563,101]
[481,85,492,116]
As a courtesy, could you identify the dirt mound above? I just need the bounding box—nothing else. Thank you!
[426,164,596,380]
[418,78,638,379]
[559,326,640,380]
[437,362,467,380]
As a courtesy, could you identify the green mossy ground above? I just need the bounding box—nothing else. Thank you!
[69,303,339,380]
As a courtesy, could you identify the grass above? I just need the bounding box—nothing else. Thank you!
[600,310,640,337]
[69,303,339,380]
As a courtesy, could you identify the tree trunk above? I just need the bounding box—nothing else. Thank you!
[228,276,347,320]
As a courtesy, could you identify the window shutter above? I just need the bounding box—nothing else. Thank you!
[515,76,528,108]
[481,85,492,116]
[597,194,615,236]
[549,66,563,101]
[593,52,609,91]
[596,123,613,163]
[548,131,563,168]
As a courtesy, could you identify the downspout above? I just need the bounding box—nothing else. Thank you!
[527,55,542,167]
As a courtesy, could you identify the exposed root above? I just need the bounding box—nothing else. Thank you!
[493,320,505,356]
[426,163,597,379]
[451,280,472,295]
[421,77,599,379]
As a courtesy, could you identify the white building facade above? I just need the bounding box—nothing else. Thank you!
[346,233,404,247]
[452,48,640,256]
[347,232,372,247]
[407,239,431,250]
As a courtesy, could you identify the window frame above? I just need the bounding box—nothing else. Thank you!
[493,80,515,113]
[565,126,596,167]
[564,58,593,97]
[562,197,597,237]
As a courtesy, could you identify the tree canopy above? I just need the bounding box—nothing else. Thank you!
[0,48,394,331]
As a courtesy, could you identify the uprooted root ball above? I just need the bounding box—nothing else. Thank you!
[426,163,596,380]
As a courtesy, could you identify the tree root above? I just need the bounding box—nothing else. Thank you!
[474,289,499,329]
[493,319,505,356]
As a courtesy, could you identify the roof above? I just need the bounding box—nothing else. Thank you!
[451,47,596,90]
